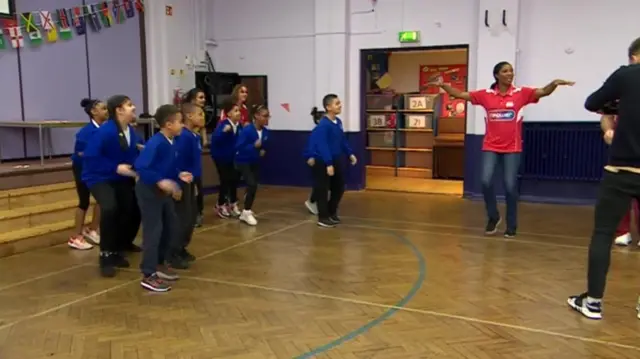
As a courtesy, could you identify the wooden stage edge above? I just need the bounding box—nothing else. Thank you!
[0,153,220,191]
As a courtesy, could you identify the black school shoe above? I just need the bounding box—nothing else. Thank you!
[99,254,116,278]
[317,218,335,228]
[181,248,196,262]
[168,255,190,270]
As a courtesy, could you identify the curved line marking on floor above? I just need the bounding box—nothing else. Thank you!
[293,232,427,359]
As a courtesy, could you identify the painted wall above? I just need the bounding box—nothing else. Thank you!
[144,0,209,112]
[205,0,639,202]
[0,0,143,160]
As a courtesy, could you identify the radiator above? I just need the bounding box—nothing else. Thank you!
[521,123,607,181]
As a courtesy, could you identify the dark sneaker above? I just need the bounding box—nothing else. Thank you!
[156,266,180,281]
[329,215,341,224]
[317,219,335,228]
[567,293,602,320]
[504,230,516,238]
[168,256,190,270]
[140,273,171,292]
[99,254,116,278]
[181,249,196,262]
[485,217,502,235]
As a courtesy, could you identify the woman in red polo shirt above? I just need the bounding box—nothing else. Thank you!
[432,61,573,237]
[602,114,640,246]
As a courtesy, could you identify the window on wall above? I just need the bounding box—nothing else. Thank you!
[0,0,15,18]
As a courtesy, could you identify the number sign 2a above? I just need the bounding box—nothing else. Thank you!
[408,96,430,110]
[407,115,427,129]
[368,114,387,128]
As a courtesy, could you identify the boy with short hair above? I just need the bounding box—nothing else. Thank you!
[308,94,357,228]
[169,103,205,267]
[135,104,193,292]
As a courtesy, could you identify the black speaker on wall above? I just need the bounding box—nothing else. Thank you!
[195,71,242,132]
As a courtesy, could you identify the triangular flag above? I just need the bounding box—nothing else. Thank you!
[281,103,290,112]
[85,5,101,32]
[123,0,135,18]
[0,33,5,50]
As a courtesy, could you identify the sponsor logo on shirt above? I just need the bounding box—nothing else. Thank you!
[488,109,516,121]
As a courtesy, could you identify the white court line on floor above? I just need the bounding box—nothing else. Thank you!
[272,208,591,241]
[181,275,640,352]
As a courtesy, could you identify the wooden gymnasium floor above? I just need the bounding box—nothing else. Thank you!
[0,187,639,358]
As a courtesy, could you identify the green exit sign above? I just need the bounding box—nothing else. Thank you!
[398,31,420,43]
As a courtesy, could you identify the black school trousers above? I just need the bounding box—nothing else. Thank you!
[586,169,640,299]
[136,182,179,277]
[311,157,345,220]
[90,179,140,254]
[194,176,203,215]
[173,181,197,252]
[214,160,239,205]
[236,162,259,210]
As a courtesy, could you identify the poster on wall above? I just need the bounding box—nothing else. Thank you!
[419,64,468,118]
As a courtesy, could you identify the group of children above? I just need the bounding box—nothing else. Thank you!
[69,86,355,291]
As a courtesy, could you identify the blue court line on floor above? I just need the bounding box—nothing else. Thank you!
[293,232,427,359]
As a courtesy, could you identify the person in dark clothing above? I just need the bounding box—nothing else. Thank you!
[169,103,205,266]
[235,104,270,226]
[82,95,140,277]
[135,104,192,292]
[210,100,241,219]
[181,88,207,227]
[69,98,107,250]
[304,107,325,215]
[568,37,640,320]
[308,94,357,228]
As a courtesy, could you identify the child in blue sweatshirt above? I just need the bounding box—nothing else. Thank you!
[135,104,193,292]
[170,103,204,266]
[82,94,141,277]
[309,94,357,228]
[69,98,108,251]
[235,104,270,226]
[303,107,325,215]
[210,100,241,219]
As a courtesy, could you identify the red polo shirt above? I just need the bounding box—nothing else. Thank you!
[469,86,538,153]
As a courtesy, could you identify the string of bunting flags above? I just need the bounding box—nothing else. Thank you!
[0,0,144,49]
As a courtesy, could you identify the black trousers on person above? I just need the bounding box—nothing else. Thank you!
[236,162,259,210]
[194,176,204,215]
[173,181,197,252]
[136,182,179,277]
[311,157,345,220]
[90,179,140,254]
[587,170,640,298]
[214,160,239,206]
[72,163,91,211]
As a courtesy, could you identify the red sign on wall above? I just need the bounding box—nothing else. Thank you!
[165,5,173,16]
[419,64,468,118]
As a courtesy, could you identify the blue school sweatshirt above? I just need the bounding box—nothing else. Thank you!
[303,126,318,160]
[81,119,142,188]
[135,132,180,186]
[210,118,239,163]
[235,123,269,164]
[174,128,202,178]
[309,116,353,165]
[71,120,101,165]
